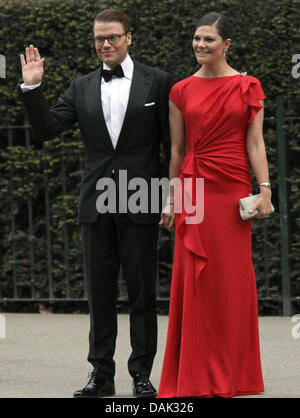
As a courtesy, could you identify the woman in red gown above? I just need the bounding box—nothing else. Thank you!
[158,12,274,398]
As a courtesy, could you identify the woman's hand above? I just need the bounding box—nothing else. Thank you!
[249,189,274,219]
[159,204,175,231]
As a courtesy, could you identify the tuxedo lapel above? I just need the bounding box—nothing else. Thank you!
[83,68,114,152]
[116,63,153,152]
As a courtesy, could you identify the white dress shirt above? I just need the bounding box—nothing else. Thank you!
[101,54,133,148]
[20,82,41,91]
[20,54,134,149]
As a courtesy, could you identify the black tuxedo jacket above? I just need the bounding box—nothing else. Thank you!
[21,59,172,224]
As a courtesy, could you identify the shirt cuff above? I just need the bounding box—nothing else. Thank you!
[20,82,41,92]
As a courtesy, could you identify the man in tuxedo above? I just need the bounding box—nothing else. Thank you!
[20,9,172,397]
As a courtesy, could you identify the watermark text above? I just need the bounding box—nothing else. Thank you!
[0,54,5,78]
[291,314,300,339]
[95,171,205,224]
[291,54,300,79]
[0,314,6,339]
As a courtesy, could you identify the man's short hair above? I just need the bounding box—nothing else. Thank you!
[94,9,131,33]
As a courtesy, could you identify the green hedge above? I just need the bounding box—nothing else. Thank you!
[0,0,299,314]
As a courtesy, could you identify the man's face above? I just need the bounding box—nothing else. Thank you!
[94,21,131,68]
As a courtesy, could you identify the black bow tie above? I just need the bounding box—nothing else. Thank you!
[101,64,124,82]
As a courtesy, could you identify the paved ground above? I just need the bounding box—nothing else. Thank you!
[0,314,299,398]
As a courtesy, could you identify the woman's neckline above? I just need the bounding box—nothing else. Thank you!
[192,74,242,79]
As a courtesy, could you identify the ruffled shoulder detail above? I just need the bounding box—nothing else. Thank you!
[240,75,266,123]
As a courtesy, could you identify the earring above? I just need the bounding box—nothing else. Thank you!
[223,47,228,57]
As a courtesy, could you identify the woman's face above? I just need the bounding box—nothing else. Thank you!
[192,25,230,65]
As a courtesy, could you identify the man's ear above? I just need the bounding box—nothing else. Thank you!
[126,32,132,46]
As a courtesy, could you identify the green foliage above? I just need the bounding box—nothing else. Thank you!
[0,0,299,313]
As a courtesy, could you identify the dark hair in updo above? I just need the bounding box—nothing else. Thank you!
[195,12,232,40]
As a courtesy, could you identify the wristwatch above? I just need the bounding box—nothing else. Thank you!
[260,182,271,188]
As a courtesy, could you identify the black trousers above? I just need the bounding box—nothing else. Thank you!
[82,212,159,380]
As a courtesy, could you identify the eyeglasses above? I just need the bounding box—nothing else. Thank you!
[94,33,127,46]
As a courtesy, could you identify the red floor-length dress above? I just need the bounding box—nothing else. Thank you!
[158,74,266,398]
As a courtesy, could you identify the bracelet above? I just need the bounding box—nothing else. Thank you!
[166,196,174,205]
[260,182,271,188]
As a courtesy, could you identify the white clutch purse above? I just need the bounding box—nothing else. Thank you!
[239,194,275,220]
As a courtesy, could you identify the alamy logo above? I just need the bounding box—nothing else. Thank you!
[291,314,300,339]
[95,171,205,224]
[0,315,6,338]
[291,54,300,79]
[0,54,6,78]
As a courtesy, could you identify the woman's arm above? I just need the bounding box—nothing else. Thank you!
[246,101,274,218]
[159,99,186,230]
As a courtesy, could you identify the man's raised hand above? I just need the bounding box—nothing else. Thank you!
[20,44,45,85]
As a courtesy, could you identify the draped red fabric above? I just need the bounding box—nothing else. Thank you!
[158,75,266,398]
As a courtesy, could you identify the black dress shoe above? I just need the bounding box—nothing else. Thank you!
[73,373,115,398]
[132,373,157,398]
